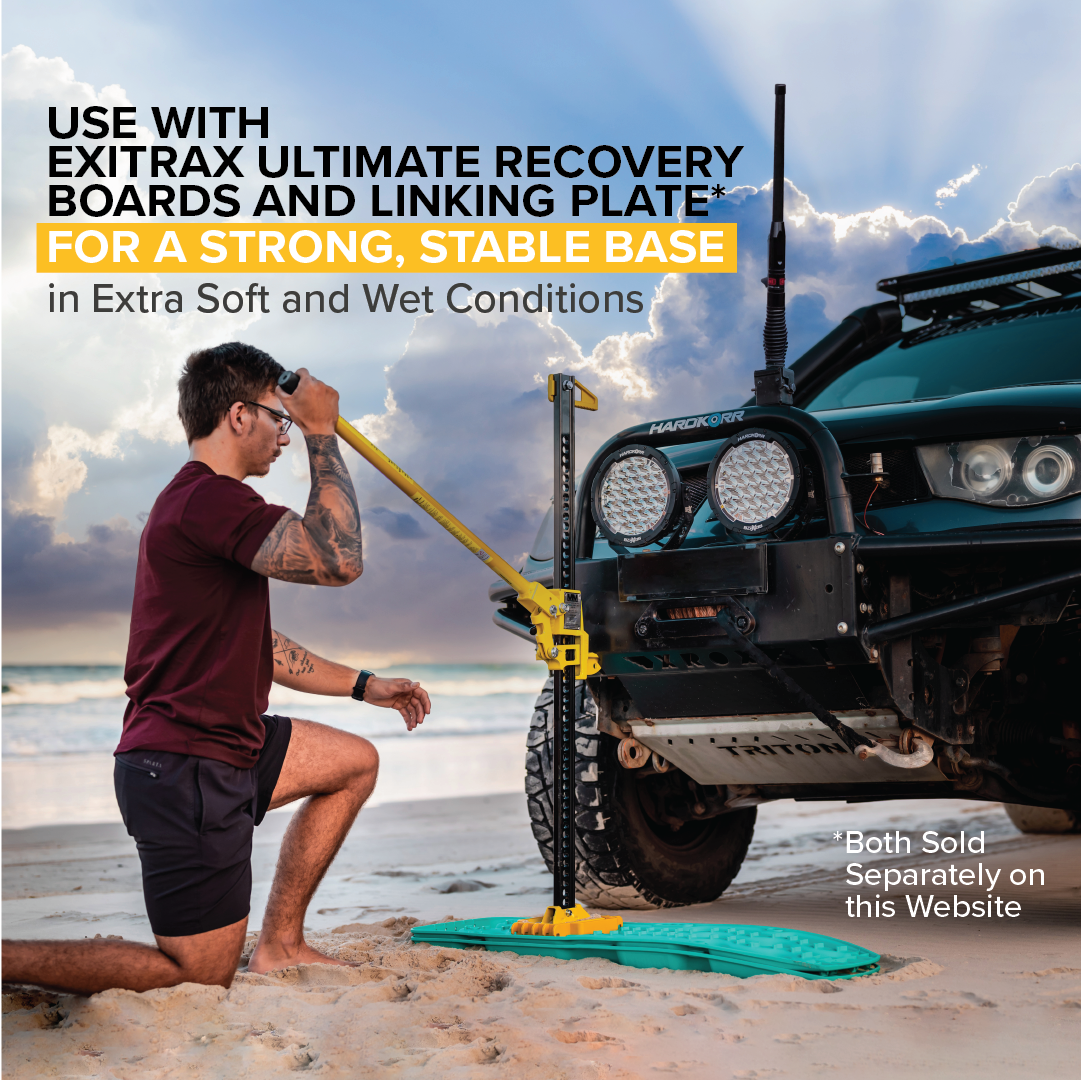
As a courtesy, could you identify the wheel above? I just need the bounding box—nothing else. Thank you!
[525,676,757,910]
[1004,803,1079,834]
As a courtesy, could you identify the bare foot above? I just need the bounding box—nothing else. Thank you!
[247,939,357,975]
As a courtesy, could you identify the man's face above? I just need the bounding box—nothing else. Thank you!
[241,388,291,477]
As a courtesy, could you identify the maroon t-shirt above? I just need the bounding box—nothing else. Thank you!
[117,461,289,768]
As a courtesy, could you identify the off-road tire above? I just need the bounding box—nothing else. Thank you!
[1004,803,1080,834]
[525,676,757,909]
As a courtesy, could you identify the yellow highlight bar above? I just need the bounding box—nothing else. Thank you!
[38,222,737,274]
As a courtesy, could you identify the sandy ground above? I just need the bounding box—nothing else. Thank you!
[3,792,1079,1078]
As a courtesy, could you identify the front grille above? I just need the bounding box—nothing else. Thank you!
[678,465,710,515]
[842,446,929,510]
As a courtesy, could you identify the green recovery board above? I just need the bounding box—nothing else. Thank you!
[411,919,880,979]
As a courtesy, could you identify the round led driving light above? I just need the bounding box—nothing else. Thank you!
[707,429,801,534]
[960,443,1011,497]
[1022,443,1073,498]
[591,444,682,547]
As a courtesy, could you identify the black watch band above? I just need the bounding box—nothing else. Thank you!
[351,670,374,702]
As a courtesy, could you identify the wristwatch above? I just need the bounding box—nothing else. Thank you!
[351,670,374,702]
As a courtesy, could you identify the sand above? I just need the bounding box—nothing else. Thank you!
[3,793,1079,1078]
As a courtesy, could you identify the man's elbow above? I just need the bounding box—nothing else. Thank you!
[325,560,363,587]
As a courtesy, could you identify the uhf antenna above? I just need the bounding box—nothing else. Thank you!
[754,83,794,406]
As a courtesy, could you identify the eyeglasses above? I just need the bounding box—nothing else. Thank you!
[245,401,293,435]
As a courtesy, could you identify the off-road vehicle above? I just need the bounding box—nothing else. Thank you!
[491,242,1081,908]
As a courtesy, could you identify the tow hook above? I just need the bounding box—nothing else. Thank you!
[858,729,934,769]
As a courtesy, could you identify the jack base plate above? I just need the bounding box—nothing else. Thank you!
[510,904,624,937]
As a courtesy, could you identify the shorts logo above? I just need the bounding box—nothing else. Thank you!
[648,410,744,435]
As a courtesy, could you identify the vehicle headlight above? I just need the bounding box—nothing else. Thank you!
[1022,444,1074,497]
[591,444,683,546]
[706,429,802,534]
[960,443,1011,496]
[916,435,1081,506]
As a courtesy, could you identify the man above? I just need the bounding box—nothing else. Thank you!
[2,342,430,994]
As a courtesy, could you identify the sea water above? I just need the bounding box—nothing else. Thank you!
[2,664,546,829]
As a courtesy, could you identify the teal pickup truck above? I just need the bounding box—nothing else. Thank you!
[492,245,1081,908]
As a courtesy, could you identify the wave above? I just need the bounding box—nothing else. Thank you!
[2,675,544,709]
[392,677,543,698]
[1,679,128,706]
[267,676,543,706]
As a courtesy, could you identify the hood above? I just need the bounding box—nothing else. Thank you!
[813,382,1081,445]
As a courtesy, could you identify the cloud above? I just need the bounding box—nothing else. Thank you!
[2,507,139,630]
[365,506,427,540]
[935,164,982,208]
[30,423,123,513]
[1008,163,1081,240]
[2,43,130,107]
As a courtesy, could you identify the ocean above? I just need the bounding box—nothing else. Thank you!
[1,664,547,830]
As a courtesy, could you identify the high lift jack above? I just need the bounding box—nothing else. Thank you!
[278,366,620,937]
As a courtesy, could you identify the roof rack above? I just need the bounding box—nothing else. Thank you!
[877,245,1081,321]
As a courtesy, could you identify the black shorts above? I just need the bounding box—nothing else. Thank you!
[114,714,292,938]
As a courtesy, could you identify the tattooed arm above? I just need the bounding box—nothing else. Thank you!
[250,368,363,586]
[270,629,432,730]
[270,629,355,693]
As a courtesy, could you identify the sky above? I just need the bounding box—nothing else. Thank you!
[3,0,1080,665]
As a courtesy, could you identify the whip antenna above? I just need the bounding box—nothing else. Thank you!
[754,83,794,406]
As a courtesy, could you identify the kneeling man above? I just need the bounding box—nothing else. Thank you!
[3,342,430,993]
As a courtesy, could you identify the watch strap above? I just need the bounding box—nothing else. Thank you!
[351,670,374,702]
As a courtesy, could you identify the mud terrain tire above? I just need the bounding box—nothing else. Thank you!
[525,676,757,909]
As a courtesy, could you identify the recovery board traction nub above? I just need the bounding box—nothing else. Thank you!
[411,919,880,979]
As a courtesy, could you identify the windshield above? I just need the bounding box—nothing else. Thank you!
[805,303,1081,411]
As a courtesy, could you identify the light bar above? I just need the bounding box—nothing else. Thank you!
[899,260,1081,303]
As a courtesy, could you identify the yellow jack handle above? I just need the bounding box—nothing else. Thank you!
[332,413,600,682]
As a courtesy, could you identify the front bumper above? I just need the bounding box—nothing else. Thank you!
[491,523,1081,722]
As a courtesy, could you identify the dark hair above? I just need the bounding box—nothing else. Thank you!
[177,342,283,443]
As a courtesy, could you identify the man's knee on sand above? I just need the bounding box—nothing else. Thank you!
[158,919,248,989]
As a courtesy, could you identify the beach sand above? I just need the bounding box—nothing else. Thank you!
[3,792,1079,1078]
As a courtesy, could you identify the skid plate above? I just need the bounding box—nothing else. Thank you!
[412,918,880,979]
[629,711,946,785]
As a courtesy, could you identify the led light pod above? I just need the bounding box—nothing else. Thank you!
[707,429,802,534]
[592,444,683,547]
